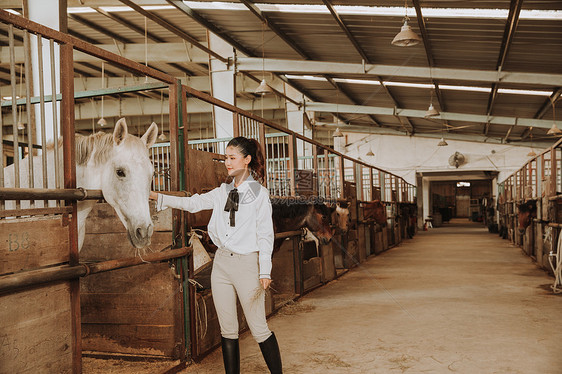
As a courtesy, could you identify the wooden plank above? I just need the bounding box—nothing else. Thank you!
[80,231,172,261]
[81,262,183,358]
[357,224,366,263]
[271,238,295,295]
[84,202,172,234]
[0,282,73,373]
[186,148,229,228]
[82,324,180,358]
[320,242,336,282]
[0,216,69,275]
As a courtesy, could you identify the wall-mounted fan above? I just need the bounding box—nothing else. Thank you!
[448,152,466,168]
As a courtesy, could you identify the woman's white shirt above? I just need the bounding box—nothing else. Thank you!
[156,177,274,278]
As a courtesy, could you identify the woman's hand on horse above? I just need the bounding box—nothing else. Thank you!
[149,191,158,201]
[260,278,271,290]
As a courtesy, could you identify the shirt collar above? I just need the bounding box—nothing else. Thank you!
[229,174,255,192]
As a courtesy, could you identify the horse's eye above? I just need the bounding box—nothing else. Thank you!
[116,168,126,178]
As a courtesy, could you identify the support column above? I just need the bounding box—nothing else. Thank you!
[208,32,235,139]
[422,177,431,224]
[29,0,61,144]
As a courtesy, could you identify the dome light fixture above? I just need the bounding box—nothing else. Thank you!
[391,1,421,47]
[333,127,344,137]
[437,137,448,147]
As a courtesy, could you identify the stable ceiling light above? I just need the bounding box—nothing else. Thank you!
[366,149,375,156]
[255,79,273,95]
[547,123,561,135]
[97,118,107,127]
[158,132,167,141]
[425,103,439,118]
[391,18,422,47]
[333,127,344,137]
[547,98,560,135]
[17,121,25,131]
[437,137,448,146]
[527,149,537,157]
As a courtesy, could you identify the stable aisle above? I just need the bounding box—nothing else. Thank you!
[181,219,562,374]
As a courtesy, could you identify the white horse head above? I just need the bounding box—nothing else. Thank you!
[76,118,158,249]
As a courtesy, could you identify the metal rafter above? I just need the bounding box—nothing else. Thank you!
[69,14,133,45]
[91,7,194,76]
[489,0,523,137]
[239,0,310,60]
[165,0,255,57]
[117,0,228,63]
[520,88,562,139]
[322,0,413,132]
[412,0,446,126]
[239,0,379,128]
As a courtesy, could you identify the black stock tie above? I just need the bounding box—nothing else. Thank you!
[224,188,239,227]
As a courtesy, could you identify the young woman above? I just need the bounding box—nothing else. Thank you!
[150,136,282,374]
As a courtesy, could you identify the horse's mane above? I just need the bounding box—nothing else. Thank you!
[75,132,114,166]
[271,198,311,219]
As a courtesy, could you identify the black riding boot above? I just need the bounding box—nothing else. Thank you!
[259,332,282,374]
[221,337,240,374]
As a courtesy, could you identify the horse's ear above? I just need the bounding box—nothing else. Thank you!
[141,122,158,148]
[113,118,128,146]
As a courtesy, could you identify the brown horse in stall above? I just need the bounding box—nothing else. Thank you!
[362,200,387,227]
[271,197,337,253]
[517,200,537,234]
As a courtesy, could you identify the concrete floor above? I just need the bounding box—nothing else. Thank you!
[180,219,562,374]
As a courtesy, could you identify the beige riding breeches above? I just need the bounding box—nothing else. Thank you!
[211,248,272,343]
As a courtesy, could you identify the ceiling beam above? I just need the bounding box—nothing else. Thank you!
[306,101,562,130]
[91,7,194,76]
[69,14,133,44]
[412,0,446,114]
[0,42,209,65]
[165,0,255,57]
[117,0,227,63]
[488,0,523,136]
[314,123,542,148]
[239,0,311,60]
[321,0,414,131]
[321,0,370,63]
[520,88,562,139]
[235,57,562,86]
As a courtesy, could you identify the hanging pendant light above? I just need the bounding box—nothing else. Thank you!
[425,89,439,117]
[527,130,536,157]
[98,61,106,127]
[547,97,560,135]
[366,148,375,156]
[255,21,272,96]
[437,137,448,146]
[255,79,273,95]
[391,1,421,47]
[425,103,439,118]
[333,127,344,137]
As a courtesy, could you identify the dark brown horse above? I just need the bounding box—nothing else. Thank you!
[517,200,537,233]
[362,200,387,227]
[272,198,336,252]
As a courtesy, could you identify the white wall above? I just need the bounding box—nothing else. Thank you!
[340,133,544,185]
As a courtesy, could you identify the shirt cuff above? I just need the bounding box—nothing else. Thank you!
[155,193,166,212]
[259,274,271,279]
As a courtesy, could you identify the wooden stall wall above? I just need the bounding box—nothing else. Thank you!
[0,217,75,374]
[80,203,188,360]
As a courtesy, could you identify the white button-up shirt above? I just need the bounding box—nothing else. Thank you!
[156,176,274,278]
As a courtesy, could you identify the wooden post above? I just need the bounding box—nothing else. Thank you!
[233,112,239,137]
[60,41,80,374]
[369,168,374,201]
[338,155,344,200]
[288,134,296,196]
[312,145,318,196]
[259,122,267,185]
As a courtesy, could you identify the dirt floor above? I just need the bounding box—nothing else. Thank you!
[84,219,562,373]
